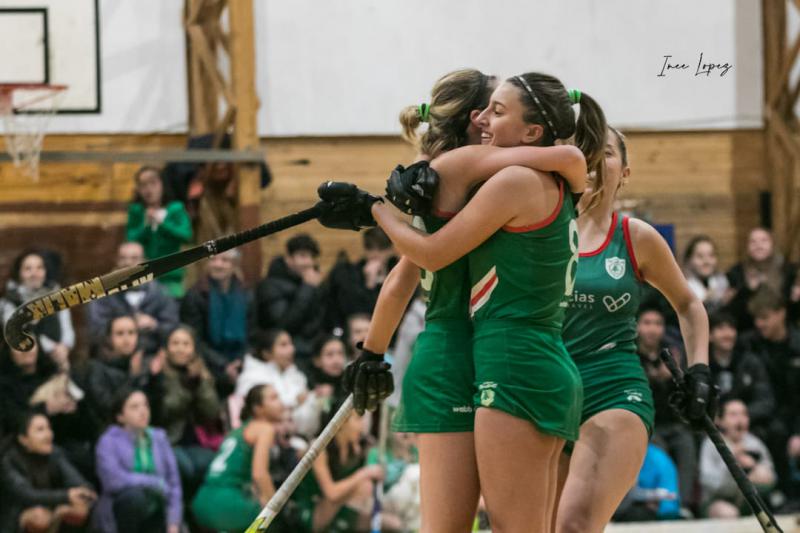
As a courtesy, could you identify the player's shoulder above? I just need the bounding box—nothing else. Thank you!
[244,420,276,442]
[625,217,660,243]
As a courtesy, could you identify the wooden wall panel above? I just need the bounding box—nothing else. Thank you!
[0,130,765,284]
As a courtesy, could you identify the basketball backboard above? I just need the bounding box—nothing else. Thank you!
[0,0,100,113]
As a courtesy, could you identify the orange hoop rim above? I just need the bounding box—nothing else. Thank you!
[0,83,68,112]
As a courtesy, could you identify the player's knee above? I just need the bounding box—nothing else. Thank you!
[707,499,740,519]
[557,512,593,533]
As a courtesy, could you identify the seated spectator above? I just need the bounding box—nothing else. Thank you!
[94,388,182,533]
[86,241,178,356]
[0,249,74,365]
[613,443,680,522]
[346,312,372,357]
[726,227,795,330]
[324,228,398,335]
[294,334,347,438]
[76,315,164,431]
[738,286,800,500]
[192,384,283,532]
[0,342,65,434]
[294,406,384,532]
[181,249,249,395]
[683,235,730,313]
[126,166,193,298]
[708,312,774,434]
[387,293,426,407]
[235,329,308,410]
[0,410,96,533]
[157,325,222,499]
[700,398,775,518]
[367,432,420,530]
[638,305,696,512]
[253,233,324,361]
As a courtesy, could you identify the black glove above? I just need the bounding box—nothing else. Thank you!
[317,181,382,231]
[343,342,394,415]
[385,160,440,215]
[669,363,718,429]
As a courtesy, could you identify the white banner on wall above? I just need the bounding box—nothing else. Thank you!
[26,0,762,135]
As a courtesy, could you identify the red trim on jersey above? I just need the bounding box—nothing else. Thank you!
[433,208,457,219]
[469,273,498,307]
[622,216,643,281]
[502,180,564,233]
[580,212,618,258]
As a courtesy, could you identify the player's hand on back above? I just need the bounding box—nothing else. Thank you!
[385,160,440,215]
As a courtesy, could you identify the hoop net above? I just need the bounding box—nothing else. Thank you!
[0,84,67,180]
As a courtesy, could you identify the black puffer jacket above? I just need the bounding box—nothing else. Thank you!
[0,444,93,532]
[253,257,324,360]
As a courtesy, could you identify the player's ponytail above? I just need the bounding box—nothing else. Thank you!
[241,384,267,421]
[573,92,608,213]
[399,69,496,158]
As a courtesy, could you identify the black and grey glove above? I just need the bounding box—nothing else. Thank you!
[669,363,718,429]
[385,160,440,216]
[317,181,382,231]
[343,342,394,415]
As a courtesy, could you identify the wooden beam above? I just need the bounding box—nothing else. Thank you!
[769,32,800,109]
[0,149,266,163]
[228,0,262,283]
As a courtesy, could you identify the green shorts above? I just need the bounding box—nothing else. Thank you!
[192,484,261,532]
[472,320,583,441]
[563,350,655,454]
[392,319,475,433]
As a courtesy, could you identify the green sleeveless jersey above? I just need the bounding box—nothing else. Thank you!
[563,213,643,360]
[413,212,471,322]
[468,180,578,328]
[204,425,253,487]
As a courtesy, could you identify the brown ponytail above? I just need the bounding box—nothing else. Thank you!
[399,69,496,158]
[574,93,609,213]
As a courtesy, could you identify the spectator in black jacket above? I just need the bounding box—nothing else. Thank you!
[181,248,250,396]
[75,314,164,434]
[253,234,324,361]
[637,305,697,511]
[86,242,179,356]
[738,287,800,500]
[708,312,775,434]
[0,410,96,532]
[323,228,398,335]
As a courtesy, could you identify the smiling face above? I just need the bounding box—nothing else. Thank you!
[476,82,542,148]
[270,332,295,370]
[167,328,195,367]
[18,253,46,290]
[19,414,54,455]
[687,240,718,278]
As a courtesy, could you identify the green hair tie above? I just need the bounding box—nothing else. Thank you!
[418,103,430,123]
[568,89,582,105]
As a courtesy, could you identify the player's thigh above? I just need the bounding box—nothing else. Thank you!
[556,409,648,533]
[474,407,562,533]
[417,432,480,533]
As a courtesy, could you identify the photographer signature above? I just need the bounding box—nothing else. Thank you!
[657,53,733,78]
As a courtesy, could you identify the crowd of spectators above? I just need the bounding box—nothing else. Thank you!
[636,226,800,520]
[0,165,799,531]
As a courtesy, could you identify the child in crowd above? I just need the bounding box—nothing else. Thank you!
[159,325,222,499]
[235,329,308,409]
[126,166,193,298]
[94,388,182,533]
[192,384,284,532]
[294,334,347,438]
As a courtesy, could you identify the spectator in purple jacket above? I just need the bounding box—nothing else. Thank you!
[94,387,182,533]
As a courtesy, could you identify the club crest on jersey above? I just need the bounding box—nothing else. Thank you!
[478,382,497,407]
[605,257,626,280]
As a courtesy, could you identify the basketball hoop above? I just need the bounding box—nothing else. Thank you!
[0,83,67,180]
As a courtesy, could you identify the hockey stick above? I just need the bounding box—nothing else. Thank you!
[3,204,322,351]
[659,349,783,533]
[245,395,355,532]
